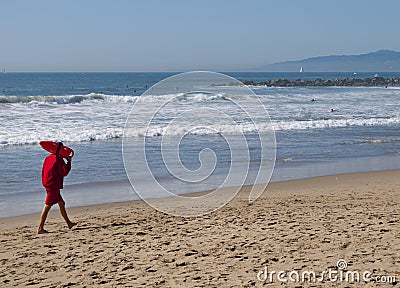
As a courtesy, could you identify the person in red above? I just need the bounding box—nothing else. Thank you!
[38,142,77,234]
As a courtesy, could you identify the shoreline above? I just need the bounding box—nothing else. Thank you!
[1,169,398,224]
[4,148,400,219]
[1,169,399,286]
[2,157,400,219]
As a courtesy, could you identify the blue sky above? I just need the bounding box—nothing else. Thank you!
[1,0,400,71]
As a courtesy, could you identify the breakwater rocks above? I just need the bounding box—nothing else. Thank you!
[242,76,400,87]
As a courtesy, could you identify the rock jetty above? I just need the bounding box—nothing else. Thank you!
[242,76,400,87]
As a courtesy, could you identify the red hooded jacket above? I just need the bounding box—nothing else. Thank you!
[42,154,71,189]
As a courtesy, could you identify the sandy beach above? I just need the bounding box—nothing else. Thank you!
[1,170,399,287]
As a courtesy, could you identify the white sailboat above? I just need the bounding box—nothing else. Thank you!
[299,66,303,73]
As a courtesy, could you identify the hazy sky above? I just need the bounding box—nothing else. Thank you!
[1,0,400,72]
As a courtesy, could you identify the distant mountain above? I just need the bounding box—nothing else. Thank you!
[258,50,400,72]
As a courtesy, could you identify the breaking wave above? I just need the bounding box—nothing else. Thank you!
[0,92,232,105]
[2,116,399,147]
[0,93,138,104]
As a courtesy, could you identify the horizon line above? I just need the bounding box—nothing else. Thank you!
[2,70,400,73]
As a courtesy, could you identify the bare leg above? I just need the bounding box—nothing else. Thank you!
[58,200,77,229]
[38,204,52,234]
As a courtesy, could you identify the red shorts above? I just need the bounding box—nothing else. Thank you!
[45,189,63,206]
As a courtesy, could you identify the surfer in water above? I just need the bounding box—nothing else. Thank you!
[38,142,77,234]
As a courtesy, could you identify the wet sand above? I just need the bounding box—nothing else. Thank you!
[1,171,399,287]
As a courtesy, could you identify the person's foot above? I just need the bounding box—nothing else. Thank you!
[37,229,49,234]
[68,222,77,229]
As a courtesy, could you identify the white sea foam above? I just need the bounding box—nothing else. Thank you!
[272,117,400,131]
[2,115,399,147]
[1,86,399,146]
[339,139,400,145]
[0,93,137,104]
[0,92,233,105]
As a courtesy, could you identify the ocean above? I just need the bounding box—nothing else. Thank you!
[1,72,399,217]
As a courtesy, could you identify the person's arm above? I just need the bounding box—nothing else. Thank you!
[60,156,72,177]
